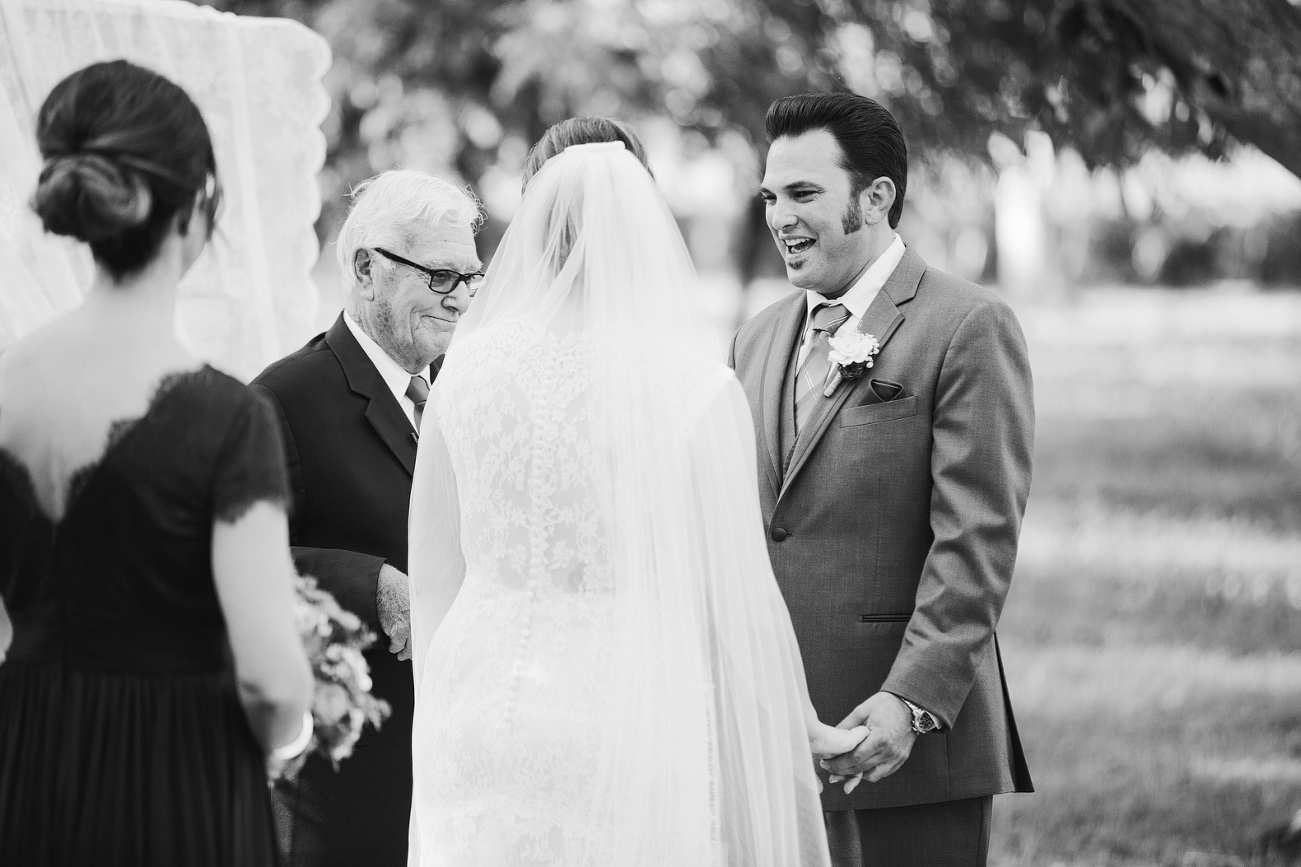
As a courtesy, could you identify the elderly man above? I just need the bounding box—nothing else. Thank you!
[251,170,483,867]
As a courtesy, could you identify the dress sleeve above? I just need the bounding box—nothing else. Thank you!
[213,388,292,524]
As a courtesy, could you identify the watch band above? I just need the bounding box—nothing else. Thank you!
[901,698,939,735]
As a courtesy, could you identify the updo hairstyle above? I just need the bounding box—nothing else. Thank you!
[521,116,651,189]
[31,60,220,281]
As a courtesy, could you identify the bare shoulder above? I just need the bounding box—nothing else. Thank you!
[0,314,72,378]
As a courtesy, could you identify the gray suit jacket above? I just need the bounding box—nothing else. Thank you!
[729,247,1035,811]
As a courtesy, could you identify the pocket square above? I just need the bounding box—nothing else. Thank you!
[869,379,905,402]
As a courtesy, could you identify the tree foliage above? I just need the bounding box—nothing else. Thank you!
[208,0,1301,227]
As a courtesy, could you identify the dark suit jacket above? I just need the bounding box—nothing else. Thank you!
[251,313,438,866]
[729,248,1035,812]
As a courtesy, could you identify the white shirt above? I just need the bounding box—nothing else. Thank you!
[796,233,907,368]
[343,311,430,430]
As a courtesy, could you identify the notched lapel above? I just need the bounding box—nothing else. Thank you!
[364,391,417,476]
[778,249,926,501]
[325,314,418,477]
[757,293,806,496]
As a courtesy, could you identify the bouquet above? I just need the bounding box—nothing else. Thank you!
[270,575,392,781]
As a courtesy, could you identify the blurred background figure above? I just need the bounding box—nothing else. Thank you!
[0,60,311,866]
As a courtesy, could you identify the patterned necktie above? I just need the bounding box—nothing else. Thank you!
[794,303,850,437]
[406,374,430,432]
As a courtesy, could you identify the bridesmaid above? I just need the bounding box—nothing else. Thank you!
[0,60,312,866]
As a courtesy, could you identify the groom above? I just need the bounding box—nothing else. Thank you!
[729,93,1034,866]
[252,170,482,867]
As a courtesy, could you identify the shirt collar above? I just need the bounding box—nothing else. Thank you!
[342,311,429,399]
[805,233,906,320]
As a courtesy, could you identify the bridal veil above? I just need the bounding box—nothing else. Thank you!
[408,142,831,866]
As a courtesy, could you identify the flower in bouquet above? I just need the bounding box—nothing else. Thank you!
[271,575,392,781]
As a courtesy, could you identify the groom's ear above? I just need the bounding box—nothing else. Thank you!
[861,177,896,227]
[354,248,377,298]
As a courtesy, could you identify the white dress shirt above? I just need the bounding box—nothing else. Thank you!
[343,311,429,430]
[796,233,907,368]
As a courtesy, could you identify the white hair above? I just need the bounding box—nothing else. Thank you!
[335,169,483,289]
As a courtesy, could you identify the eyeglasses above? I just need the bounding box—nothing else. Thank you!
[372,247,484,297]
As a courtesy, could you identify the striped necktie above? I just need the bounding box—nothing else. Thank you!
[794,303,850,437]
[406,375,429,432]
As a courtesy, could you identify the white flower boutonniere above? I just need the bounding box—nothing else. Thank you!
[823,330,881,397]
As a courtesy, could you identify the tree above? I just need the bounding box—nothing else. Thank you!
[207,0,1301,248]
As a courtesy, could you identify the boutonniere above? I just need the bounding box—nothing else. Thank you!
[822,330,881,397]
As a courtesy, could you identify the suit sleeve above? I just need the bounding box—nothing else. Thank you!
[880,298,1034,728]
[248,382,386,630]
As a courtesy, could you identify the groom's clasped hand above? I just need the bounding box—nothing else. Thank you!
[809,692,923,796]
[823,692,921,793]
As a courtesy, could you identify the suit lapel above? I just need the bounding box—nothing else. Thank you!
[324,314,418,477]
[778,248,926,501]
[757,293,807,499]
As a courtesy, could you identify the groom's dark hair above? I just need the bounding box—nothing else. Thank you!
[766,92,908,229]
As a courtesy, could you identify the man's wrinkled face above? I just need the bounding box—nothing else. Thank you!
[760,129,871,298]
[358,223,480,372]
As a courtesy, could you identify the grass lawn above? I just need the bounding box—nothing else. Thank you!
[991,286,1301,867]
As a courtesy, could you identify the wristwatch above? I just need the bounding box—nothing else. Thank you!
[901,698,940,735]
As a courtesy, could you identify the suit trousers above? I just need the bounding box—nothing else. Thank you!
[824,796,992,867]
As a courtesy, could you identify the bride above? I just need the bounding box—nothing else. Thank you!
[406,121,865,867]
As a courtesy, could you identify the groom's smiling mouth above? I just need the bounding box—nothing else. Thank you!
[782,236,815,263]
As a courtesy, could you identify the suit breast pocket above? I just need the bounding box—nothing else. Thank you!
[839,395,919,427]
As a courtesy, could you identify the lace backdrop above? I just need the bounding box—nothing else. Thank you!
[0,0,330,381]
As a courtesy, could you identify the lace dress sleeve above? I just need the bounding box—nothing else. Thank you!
[213,388,291,524]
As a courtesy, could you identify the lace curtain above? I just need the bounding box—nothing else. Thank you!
[0,0,330,381]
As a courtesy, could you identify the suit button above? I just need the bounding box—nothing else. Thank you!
[770,527,788,542]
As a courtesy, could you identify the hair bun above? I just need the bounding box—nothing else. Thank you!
[31,152,153,243]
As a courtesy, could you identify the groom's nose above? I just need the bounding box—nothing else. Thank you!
[769,200,797,233]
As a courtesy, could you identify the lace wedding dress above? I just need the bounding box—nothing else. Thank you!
[414,323,632,863]
[407,143,832,867]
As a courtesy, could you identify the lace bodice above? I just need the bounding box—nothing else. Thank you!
[435,322,613,597]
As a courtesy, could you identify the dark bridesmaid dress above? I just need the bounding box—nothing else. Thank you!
[0,365,290,866]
